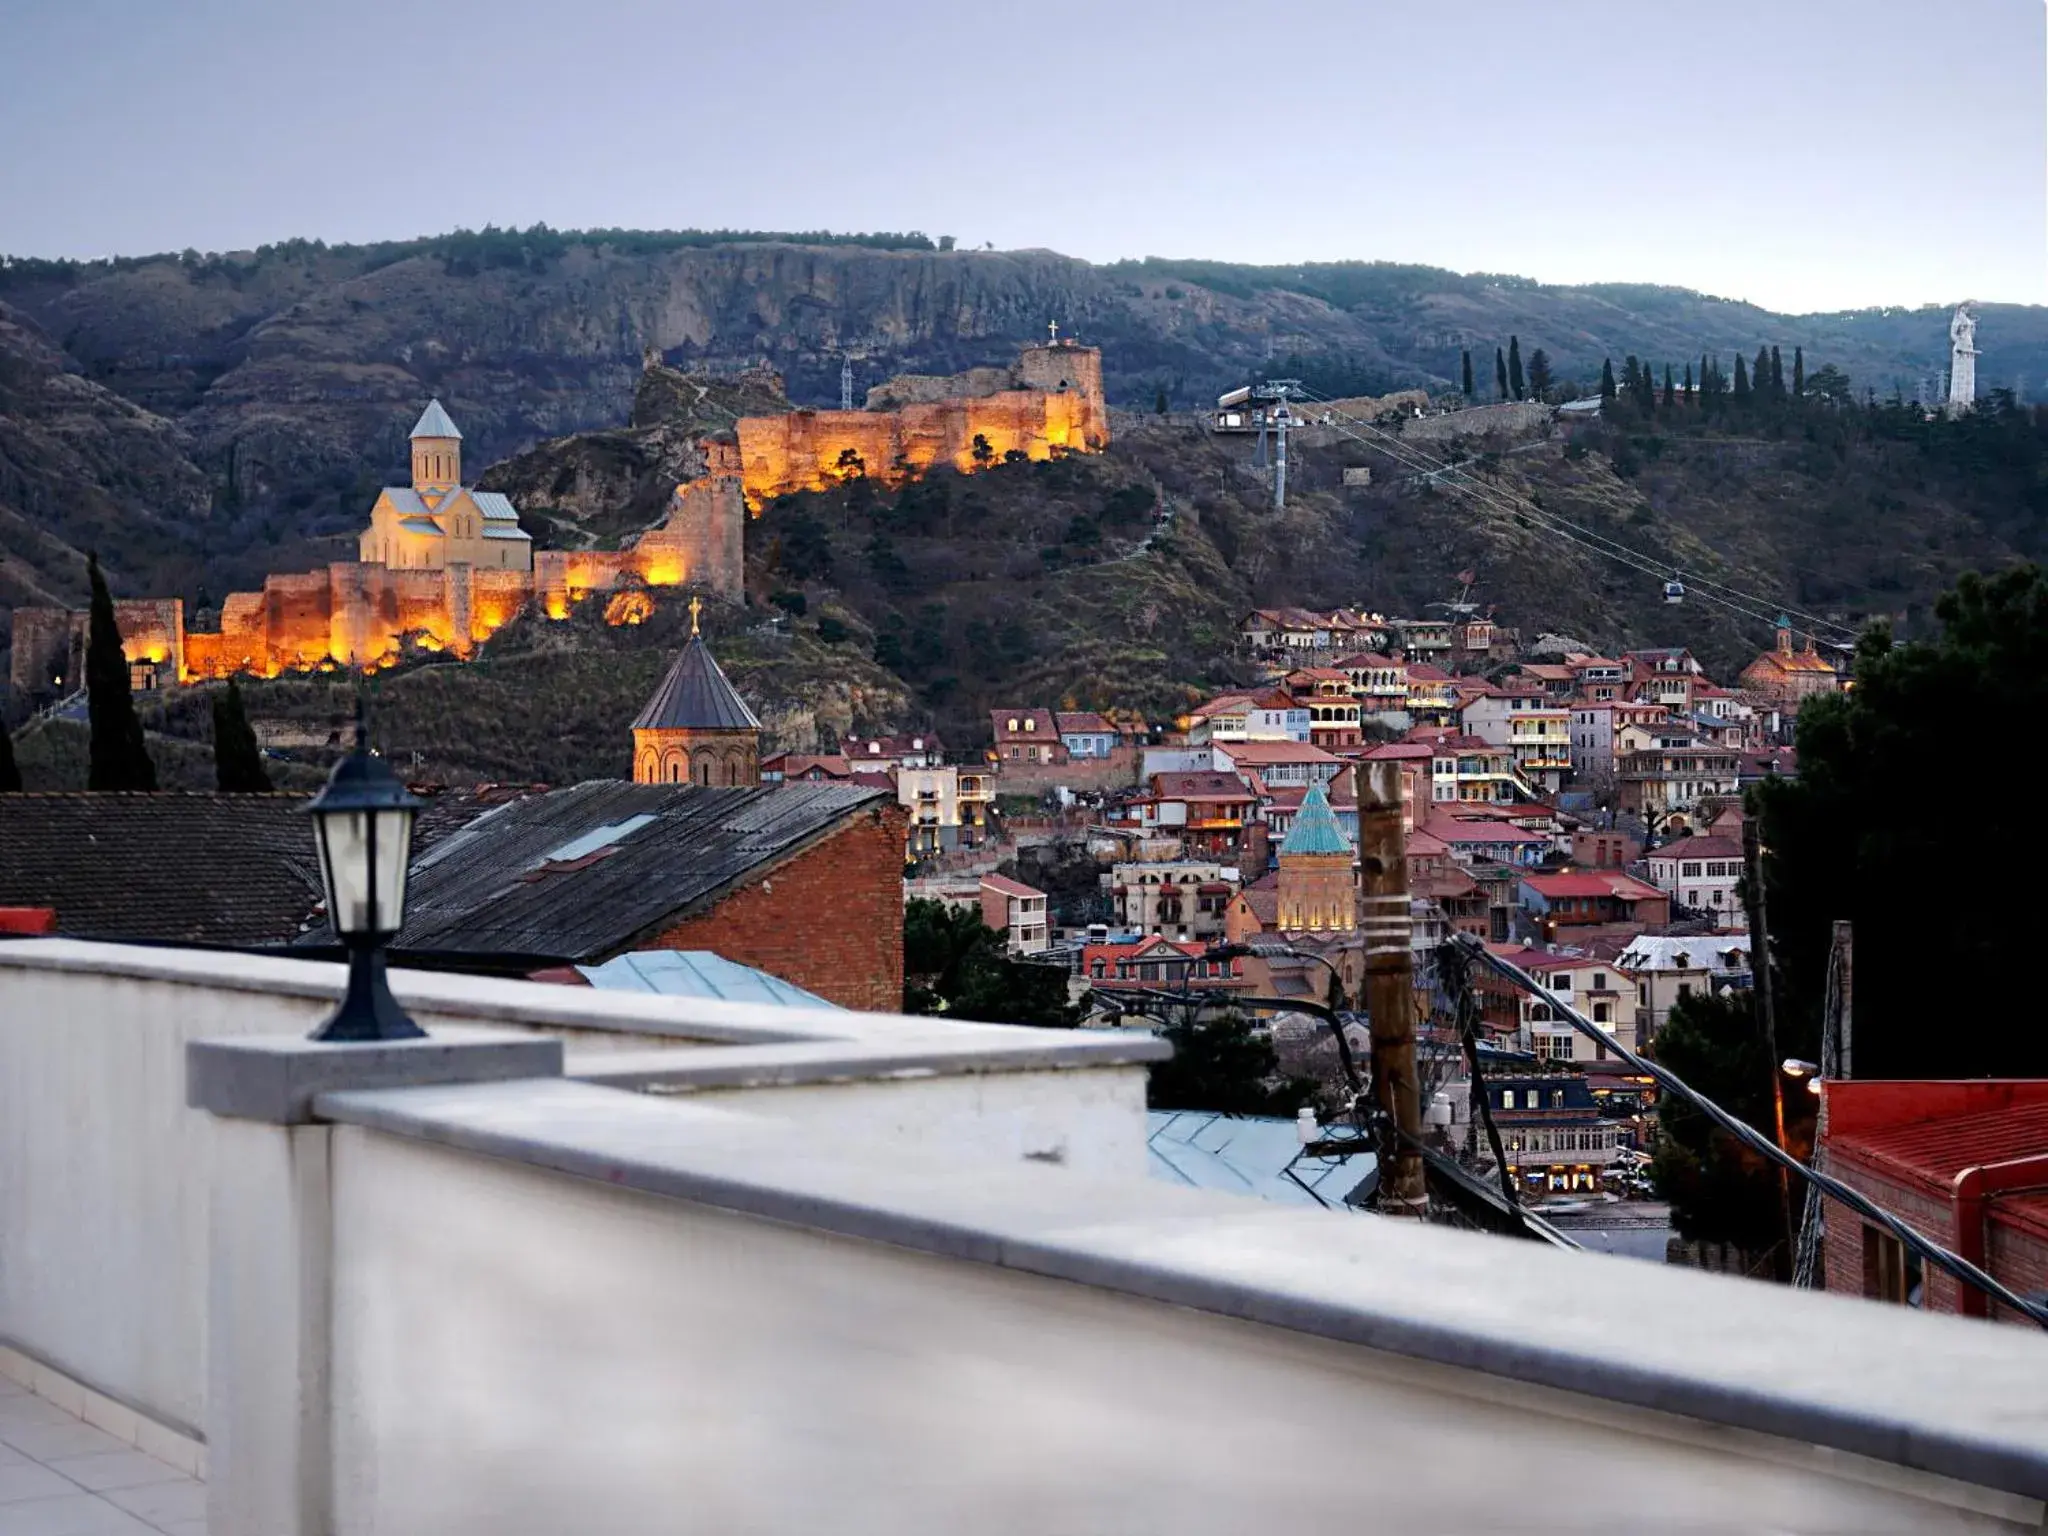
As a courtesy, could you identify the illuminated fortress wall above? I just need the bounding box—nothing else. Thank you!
[735,342,1109,507]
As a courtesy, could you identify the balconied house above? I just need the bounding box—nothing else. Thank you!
[4,938,2048,1533]
[1111,860,1241,941]
[1334,650,1410,722]
[1461,687,1573,795]
[897,765,990,857]
[1127,771,1260,856]
[1614,722,1740,821]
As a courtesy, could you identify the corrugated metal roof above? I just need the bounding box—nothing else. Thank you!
[1146,1111,1373,1210]
[633,635,761,732]
[410,398,462,440]
[381,487,428,516]
[471,491,521,521]
[397,517,441,534]
[388,780,885,959]
[577,949,837,1009]
[481,525,531,540]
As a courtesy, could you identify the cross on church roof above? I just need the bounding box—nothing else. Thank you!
[1048,320,1059,344]
[689,594,702,636]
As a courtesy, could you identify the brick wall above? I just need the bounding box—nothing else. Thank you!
[648,803,906,1012]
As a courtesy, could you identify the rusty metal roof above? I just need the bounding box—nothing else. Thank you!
[382,780,886,960]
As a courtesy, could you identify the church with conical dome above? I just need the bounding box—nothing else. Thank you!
[631,598,762,785]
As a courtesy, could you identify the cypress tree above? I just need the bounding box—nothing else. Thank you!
[1507,335,1525,400]
[1792,346,1805,399]
[1526,347,1553,399]
[85,553,156,792]
[0,723,20,793]
[1683,361,1694,400]
[1599,358,1617,400]
[212,678,272,793]
[1753,346,1771,402]
[1461,349,1474,398]
[1733,354,1751,399]
[1769,345,1785,398]
[1496,347,1510,401]
[1663,363,1676,410]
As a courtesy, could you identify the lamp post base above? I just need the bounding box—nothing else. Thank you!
[311,943,425,1042]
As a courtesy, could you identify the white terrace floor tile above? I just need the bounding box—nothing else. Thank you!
[0,1386,199,1536]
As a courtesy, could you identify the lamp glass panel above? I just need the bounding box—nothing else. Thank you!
[315,806,416,935]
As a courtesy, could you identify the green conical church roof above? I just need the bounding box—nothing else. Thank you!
[1280,779,1349,856]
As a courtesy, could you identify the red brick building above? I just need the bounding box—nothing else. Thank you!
[376,781,907,1012]
[1820,1080,2048,1323]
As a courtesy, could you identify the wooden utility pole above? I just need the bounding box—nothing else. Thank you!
[1357,760,1426,1217]
[1743,816,1794,1278]
[1829,920,1853,1082]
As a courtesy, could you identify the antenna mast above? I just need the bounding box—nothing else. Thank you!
[840,356,854,412]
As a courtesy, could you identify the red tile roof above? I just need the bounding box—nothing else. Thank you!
[1523,870,1663,900]
[979,874,1047,899]
[1053,711,1113,734]
[1648,834,1744,861]
[1828,1090,2048,1242]
[1216,740,1342,765]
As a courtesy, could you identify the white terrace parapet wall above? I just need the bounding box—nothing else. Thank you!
[0,939,1159,1457]
[5,940,2048,1535]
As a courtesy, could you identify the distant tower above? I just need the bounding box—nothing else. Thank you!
[409,398,462,493]
[840,356,854,412]
[1275,780,1356,933]
[1948,303,1979,415]
[631,597,761,786]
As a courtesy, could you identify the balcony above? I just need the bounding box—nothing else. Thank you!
[3,939,2046,1535]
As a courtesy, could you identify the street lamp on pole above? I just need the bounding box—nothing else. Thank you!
[304,700,424,1042]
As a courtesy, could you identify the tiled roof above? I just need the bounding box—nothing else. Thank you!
[1280,781,1349,857]
[1647,834,1744,861]
[1829,1099,2048,1242]
[1216,740,1341,765]
[1053,711,1112,734]
[991,708,1059,741]
[0,793,321,946]
[367,780,889,960]
[410,398,462,439]
[1150,771,1251,800]
[980,873,1047,899]
[1523,871,1664,900]
[633,635,760,732]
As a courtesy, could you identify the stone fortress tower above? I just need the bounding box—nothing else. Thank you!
[631,597,761,786]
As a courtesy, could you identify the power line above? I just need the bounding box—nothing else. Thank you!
[1453,934,2048,1328]
[1289,387,1860,645]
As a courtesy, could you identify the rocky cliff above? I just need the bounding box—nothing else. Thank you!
[6,229,2048,658]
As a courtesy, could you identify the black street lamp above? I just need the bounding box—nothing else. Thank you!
[304,703,424,1042]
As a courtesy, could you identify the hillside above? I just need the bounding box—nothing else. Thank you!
[50,383,2036,787]
[3,226,2043,632]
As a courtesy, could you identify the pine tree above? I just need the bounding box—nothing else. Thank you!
[1496,347,1510,401]
[1507,336,1525,400]
[212,678,272,793]
[1599,358,1617,400]
[0,723,20,793]
[1733,354,1750,399]
[1663,363,1676,410]
[1461,349,1474,398]
[1769,345,1785,398]
[85,553,156,792]
[1792,346,1805,399]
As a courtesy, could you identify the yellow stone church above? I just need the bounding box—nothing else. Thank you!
[358,400,533,571]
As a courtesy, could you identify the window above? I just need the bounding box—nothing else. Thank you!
[1525,1090,1539,1109]
[1593,1002,1611,1024]
[1863,1226,1923,1307]
[1024,718,1036,731]
[1500,1090,1515,1110]
[1591,973,1606,991]
[1549,1089,1566,1109]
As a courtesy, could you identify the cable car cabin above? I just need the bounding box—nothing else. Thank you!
[1663,581,1685,605]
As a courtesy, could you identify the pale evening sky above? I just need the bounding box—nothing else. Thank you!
[0,0,2041,314]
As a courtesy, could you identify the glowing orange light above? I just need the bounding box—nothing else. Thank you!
[605,590,654,626]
